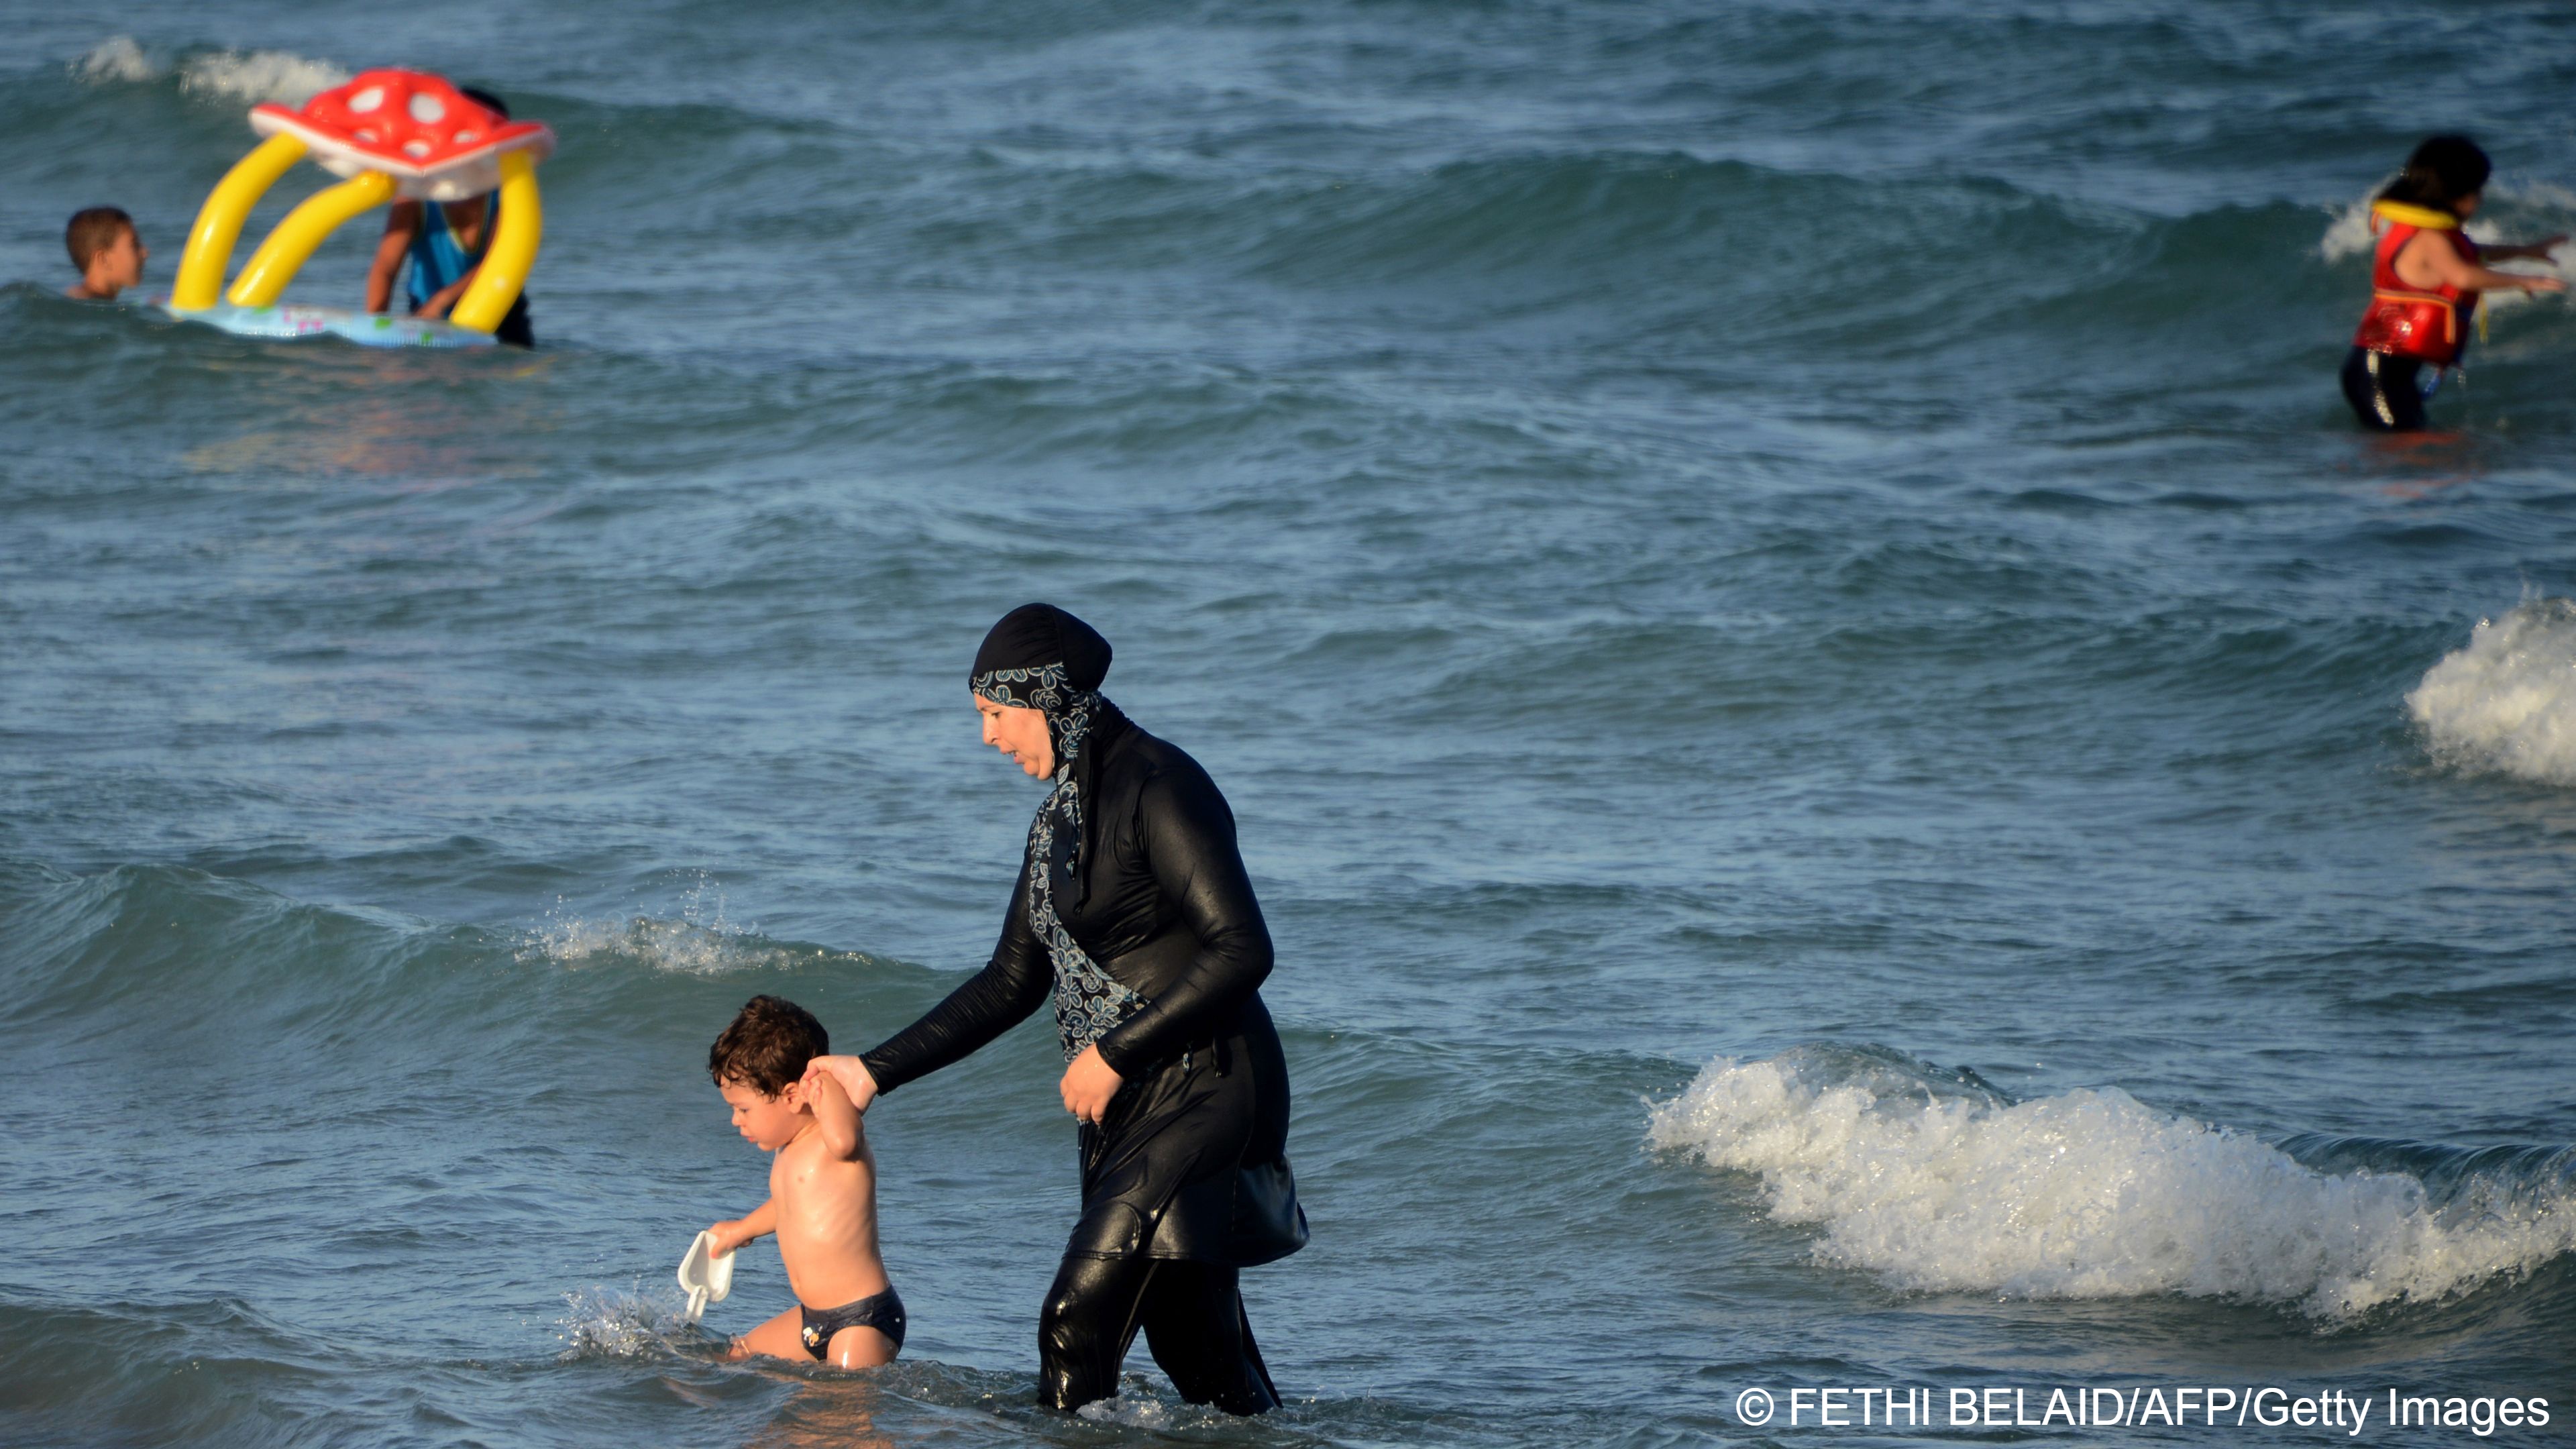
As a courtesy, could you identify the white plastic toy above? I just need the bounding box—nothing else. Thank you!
[676,1230,735,1323]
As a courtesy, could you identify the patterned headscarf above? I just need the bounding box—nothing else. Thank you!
[971,606,1146,1061]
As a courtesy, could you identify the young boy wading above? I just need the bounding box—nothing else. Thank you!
[705,996,905,1367]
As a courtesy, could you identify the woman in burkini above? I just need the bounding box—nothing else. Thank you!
[802,604,1305,1415]
[2343,135,2564,431]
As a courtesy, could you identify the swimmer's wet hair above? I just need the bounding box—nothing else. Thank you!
[710,995,829,1096]
[64,207,133,270]
[2379,135,2491,217]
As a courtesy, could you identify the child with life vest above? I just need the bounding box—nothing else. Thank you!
[2343,136,2565,432]
[360,85,535,347]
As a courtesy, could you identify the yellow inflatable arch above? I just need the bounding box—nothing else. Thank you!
[168,68,553,345]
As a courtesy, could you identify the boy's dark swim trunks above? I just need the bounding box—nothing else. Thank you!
[798,1285,905,1358]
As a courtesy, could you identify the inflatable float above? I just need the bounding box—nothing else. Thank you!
[152,70,553,348]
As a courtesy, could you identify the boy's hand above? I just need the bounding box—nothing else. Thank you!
[706,1220,750,1256]
[800,1055,878,1116]
[1059,1044,1124,1124]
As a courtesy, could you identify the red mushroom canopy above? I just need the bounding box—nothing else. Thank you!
[250,69,555,201]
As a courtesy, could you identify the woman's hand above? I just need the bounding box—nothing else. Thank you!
[800,1055,879,1116]
[1059,1044,1124,1124]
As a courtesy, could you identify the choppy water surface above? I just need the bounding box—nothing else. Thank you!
[6,3,2575,1446]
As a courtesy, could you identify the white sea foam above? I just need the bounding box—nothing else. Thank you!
[1077,1397,1182,1428]
[2407,599,2576,786]
[1075,1392,1240,1430]
[73,36,156,85]
[1646,1047,2575,1319]
[178,49,348,105]
[2318,193,2381,265]
[70,35,347,105]
[555,1284,697,1360]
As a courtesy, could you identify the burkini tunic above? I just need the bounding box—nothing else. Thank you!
[858,697,1307,1269]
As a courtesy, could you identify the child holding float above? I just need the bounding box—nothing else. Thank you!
[363,85,537,347]
[2342,135,2566,432]
[155,69,549,349]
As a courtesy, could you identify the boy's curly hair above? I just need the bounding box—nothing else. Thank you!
[709,996,829,1096]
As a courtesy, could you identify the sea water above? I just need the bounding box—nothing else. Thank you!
[3,5,2573,1446]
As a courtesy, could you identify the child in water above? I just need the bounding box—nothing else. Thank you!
[361,85,535,347]
[2343,135,2565,431]
[63,207,146,302]
[704,996,906,1368]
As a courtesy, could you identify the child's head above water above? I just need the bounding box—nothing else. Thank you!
[64,206,146,301]
[2380,135,2492,219]
[710,995,830,1150]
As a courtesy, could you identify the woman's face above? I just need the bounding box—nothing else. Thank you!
[975,692,1055,778]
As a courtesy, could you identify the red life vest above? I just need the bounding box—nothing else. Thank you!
[2353,211,2479,366]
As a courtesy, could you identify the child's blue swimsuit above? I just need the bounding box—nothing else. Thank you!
[405,197,533,347]
[798,1285,906,1358]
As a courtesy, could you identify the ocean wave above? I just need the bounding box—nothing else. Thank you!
[2406,599,2576,786]
[519,877,848,975]
[71,34,348,105]
[0,1294,333,1447]
[1646,1044,2575,1319]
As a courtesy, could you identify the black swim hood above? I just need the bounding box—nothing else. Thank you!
[971,604,1112,696]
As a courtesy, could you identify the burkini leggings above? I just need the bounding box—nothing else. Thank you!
[1038,1254,1281,1415]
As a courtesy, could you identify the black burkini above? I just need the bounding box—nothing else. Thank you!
[859,604,1306,1415]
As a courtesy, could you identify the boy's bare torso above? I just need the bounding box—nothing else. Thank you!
[771,1120,888,1309]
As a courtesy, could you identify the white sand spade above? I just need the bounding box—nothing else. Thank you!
[676,1230,736,1323]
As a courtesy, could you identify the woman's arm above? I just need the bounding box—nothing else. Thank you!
[1091,763,1274,1079]
[841,870,1053,1098]
[2397,231,2568,293]
[365,202,421,313]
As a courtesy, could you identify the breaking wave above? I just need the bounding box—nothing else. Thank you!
[73,35,349,105]
[2407,599,2576,786]
[1648,1044,2576,1319]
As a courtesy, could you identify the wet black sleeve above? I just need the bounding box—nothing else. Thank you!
[1093,763,1275,1079]
[859,865,1051,1094]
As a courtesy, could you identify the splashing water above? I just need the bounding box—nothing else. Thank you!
[2407,599,2576,787]
[1647,1046,2576,1319]
[517,876,854,975]
[555,1284,700,1361]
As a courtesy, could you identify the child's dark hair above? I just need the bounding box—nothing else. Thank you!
[64,207,133,270]
[460,86,509,119]
[2378,135,2492,217]
[710,996,829,1095]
